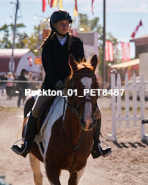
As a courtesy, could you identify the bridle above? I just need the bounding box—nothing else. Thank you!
[64,72,98,120]
[62,72,98,170]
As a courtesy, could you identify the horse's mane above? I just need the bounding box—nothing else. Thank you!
[63,60,94,95]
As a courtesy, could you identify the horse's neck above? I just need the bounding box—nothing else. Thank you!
[63,98,83,146]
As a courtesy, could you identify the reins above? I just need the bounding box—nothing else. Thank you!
[62,98,86,171]
[62,72,97,170]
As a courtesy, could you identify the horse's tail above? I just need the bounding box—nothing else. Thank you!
[22,96,35,138]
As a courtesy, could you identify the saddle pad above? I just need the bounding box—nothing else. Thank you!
[34,96,66,159]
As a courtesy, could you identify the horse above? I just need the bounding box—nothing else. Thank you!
[23,54,99,185]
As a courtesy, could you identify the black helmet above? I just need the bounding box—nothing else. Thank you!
[50,9,72,29]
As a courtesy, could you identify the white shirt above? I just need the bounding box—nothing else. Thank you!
[56,34,67,46]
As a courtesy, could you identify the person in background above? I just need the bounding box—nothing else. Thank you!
[38,71,43,82]
[6,72,14,99]
[28,72,33,90]
[17,69,28,107]
[0,73,7,96]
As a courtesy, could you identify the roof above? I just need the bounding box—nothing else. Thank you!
[111,59,140,69]
[130,34,148,45]
[0,49,30,57]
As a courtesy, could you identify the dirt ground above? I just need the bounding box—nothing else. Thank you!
[0,107,148,185]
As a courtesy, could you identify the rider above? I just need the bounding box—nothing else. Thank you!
[11,9,112,158]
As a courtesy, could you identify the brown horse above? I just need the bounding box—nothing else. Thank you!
[23,54,99,185]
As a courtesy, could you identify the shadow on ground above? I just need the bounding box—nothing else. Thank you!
[113,141,148,148]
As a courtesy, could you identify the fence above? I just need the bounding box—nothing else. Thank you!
[106,73,148,142]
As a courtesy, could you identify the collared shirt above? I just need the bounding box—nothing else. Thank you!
[56,34,67,46]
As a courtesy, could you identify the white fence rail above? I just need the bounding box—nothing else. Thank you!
[106,73,148,141]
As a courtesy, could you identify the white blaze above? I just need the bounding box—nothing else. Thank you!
[81,77,93,129]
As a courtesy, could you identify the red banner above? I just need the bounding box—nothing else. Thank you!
[105,41,113,62]
[42,0,46,12]
[120,42,130,62]
[127,43,130,61]
[121,42,126,62]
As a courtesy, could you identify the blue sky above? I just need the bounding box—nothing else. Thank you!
[0,0,148,58]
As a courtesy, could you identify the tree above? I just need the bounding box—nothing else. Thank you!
[0,23,27,48]
[15,32,28,48]
[0,24,12,48]
[78,13,119,75]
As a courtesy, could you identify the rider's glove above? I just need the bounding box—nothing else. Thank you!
[55,80,65,90]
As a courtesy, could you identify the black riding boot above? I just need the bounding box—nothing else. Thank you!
[91,118,112,159]
[11,112,38,158]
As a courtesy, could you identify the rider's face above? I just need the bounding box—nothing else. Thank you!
[53,20,69,37]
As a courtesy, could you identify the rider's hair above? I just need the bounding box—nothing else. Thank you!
[34,29,55,52]
[67,32,71,50]
[35,30,72,52]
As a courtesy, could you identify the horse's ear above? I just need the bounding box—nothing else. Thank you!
[68,54,78,72]
[90,55,98,71]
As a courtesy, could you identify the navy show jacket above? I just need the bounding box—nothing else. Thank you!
[41,33,85,90]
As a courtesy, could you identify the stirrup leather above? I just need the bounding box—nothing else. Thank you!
[11,138,27,155]
[98,141,113,157]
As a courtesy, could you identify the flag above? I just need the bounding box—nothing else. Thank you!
[105,41,113,62]
[50,0,57,7]
[59,0,63,9]
[73,0,78,17]
[131,20,143,38]
[91,0,94,15]
[120,42,126,62]
[127,43,130,61]
[42,0,46,12]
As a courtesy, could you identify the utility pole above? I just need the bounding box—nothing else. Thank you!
[102,0,106,88]
[10,0,19,72]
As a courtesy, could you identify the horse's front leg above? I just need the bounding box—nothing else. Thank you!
[29,153,43,185]
[45,162,61,185]
[68,167,85,185]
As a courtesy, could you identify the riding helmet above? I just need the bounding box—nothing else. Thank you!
[50,9,73,29]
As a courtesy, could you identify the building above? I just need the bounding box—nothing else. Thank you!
[0,49,41,75]
[130,34,148,58]
[110,34,148,81]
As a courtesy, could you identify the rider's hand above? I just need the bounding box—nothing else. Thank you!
[55,80,65,90]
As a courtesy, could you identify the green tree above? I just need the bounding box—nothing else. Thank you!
[15,32,28,48]
[78,13,119,76]
[0,24,12,48]
[0,23,27,48]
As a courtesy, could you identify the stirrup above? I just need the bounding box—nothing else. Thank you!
[11,138,27,155]
[98,141,113,157]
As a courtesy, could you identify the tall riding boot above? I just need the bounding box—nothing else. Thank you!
[11,112,38,158]
[91,118,112,159]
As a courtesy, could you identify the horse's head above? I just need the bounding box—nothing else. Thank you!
[67,54,99,131]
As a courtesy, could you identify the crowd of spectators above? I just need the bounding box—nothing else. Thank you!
[0,69,43,107]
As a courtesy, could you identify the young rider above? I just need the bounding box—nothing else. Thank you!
[11,9,112,158]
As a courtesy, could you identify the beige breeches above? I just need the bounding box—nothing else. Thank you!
[32,95,54,118]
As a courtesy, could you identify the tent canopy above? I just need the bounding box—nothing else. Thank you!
[111,59,140,69]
